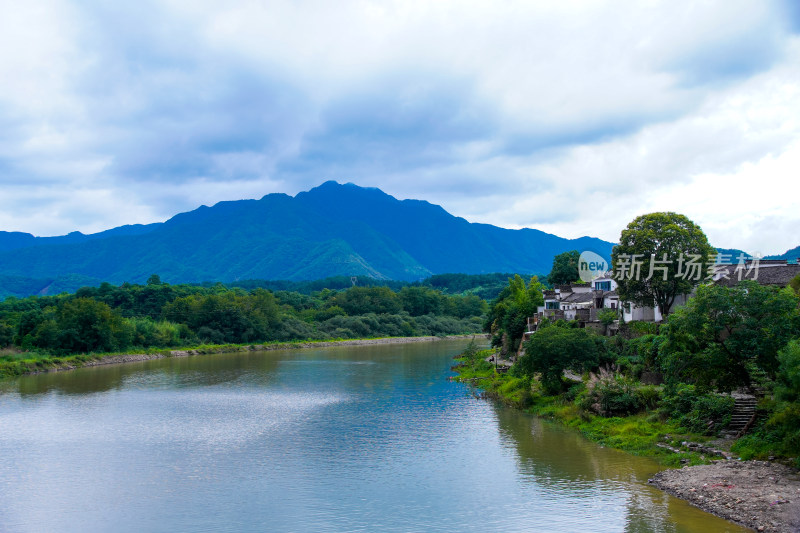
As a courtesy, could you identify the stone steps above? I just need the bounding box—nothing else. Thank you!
[722,395,757,438]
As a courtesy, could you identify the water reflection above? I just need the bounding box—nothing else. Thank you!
[492,402,747,532]
[5,350,283,397]
[0,341,748,533]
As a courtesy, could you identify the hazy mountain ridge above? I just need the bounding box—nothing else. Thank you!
[0,182,700,292]
[0,224,160,252]
[0,181,794,298]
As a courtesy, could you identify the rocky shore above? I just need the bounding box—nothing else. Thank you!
[24,334,488,375]
[650,461,800,532]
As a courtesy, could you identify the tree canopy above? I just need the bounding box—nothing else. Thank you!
[514,325,605,393]
[612,212,714,317]
[547,250,580,285]
[0,280,489,355]
[659,282,800,392]
[484,275,545,353]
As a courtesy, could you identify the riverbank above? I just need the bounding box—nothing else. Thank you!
[452,345,712,467]
[1,334,487,378]
[453,344,800,531]
[650,461,800,532]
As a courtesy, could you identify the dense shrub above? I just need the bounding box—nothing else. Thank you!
[515,327,604,394]
[661,384,734,435]
[623,321,660,336]
[659,282,800,392]
[736,340,800,462]
[635,385,662,411]
[129,318,187,347]
[0,320,15,347]
[620,334,664,372]
[581,374,644,417]
[484,275,545,353]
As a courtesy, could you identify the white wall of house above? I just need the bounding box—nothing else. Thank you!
[622,292,691,323]
[603,295,619,309]
[623,302,656,322]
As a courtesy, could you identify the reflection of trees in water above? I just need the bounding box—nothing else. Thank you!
[12,350,283,397]
[493,404,653,483]
[491,404,748,533]
[8,339,472,398]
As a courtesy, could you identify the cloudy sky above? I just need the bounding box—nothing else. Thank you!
[1,0,798,254]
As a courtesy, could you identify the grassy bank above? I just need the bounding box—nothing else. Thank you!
[0,334,484,379]
[452,345,722,467]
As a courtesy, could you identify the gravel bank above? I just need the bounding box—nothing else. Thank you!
[650,461,800,532]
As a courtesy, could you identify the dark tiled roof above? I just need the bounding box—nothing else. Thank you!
[562,291,595,304]
[757,259,794,265]
[604,291,618,297]
[715,264,800,287]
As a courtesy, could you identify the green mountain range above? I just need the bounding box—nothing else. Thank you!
[0,182,616,295]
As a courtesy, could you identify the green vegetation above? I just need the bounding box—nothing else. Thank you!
[484,275,544,354]
[547,250,580,285]
[515,324,605,394]
[460,213,800,467]
[612,212,715,317]
[453,345,712,466]
[0,273,103,300]
[791,274,800,296]
[659,281,800,392]
[660,384,735,434]
[0,278,488,378]
[425,273,524,301]
[733,340,800,461]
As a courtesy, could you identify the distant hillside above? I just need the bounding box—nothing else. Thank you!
[716,248,748,261]
[0,274,102,300]
[714,246,800,262]
[222,272,519,301]
[0,182,615,291]
[0,224,159,252]
[766,246,800,262]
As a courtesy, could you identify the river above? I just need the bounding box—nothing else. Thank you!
[0,340,746,532]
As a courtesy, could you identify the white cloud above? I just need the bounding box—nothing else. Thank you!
[449,36,800,254]
[0,0,797,255]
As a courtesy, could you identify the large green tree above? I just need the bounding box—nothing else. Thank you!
[612,212,714,317]
[514,325,604,393]
[484,275,545,353]
[659,282,800,392]
[329,286,402,315]
[548,250,581,285]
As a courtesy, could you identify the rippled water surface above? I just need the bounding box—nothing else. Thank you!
[0,341,746,532]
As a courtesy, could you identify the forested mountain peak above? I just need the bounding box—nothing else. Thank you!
[0,182,615,295]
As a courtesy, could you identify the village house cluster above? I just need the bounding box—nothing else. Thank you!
[525,257,800,340]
